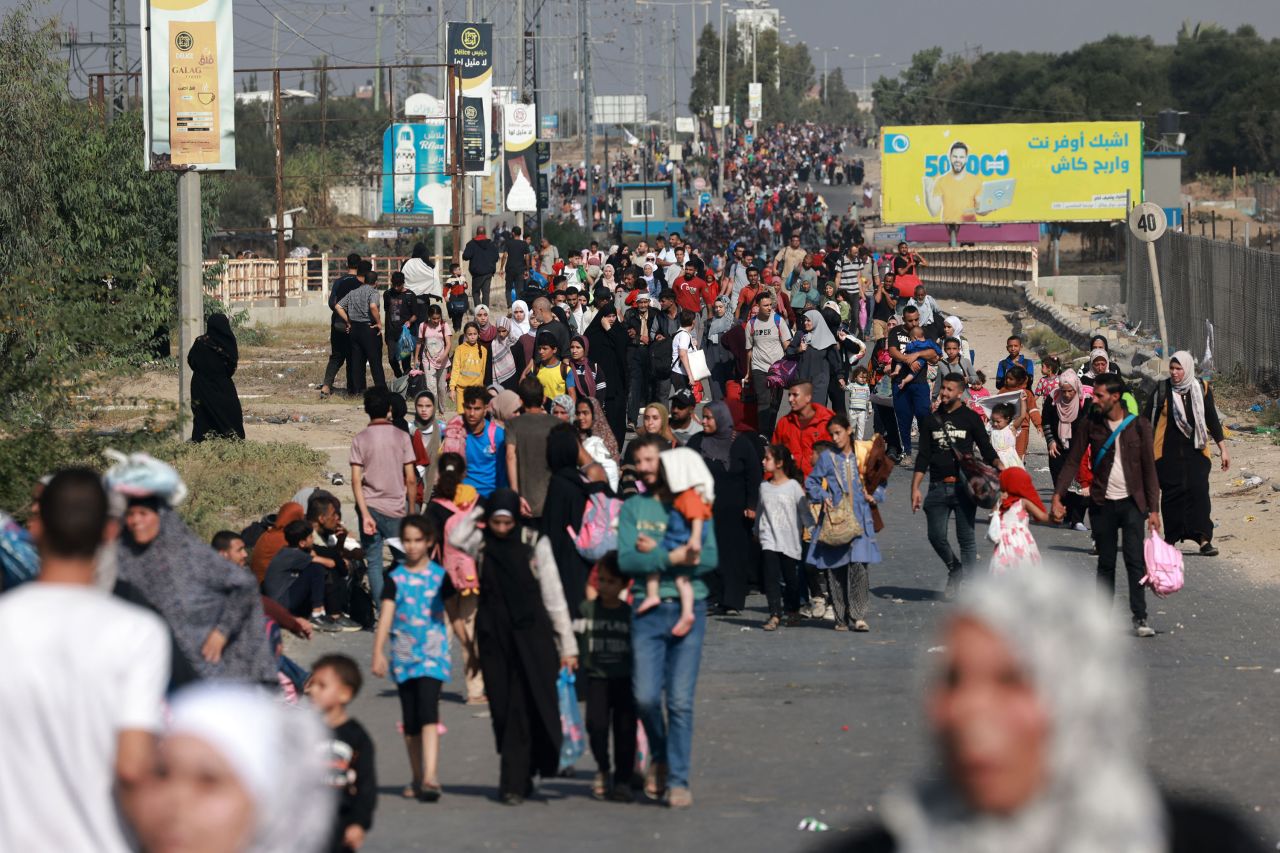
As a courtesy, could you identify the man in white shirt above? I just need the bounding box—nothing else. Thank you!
[0,468,170,852]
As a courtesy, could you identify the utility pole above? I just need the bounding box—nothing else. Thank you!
[717,0,726,193]
[580,0,594,232]
[434,0,445,275]
[394,0,407,105]
[669,16,677,138]
[176,169,202,435]
[372,4,383,106]
[108,0,127,115]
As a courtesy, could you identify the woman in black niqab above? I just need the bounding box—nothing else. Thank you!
[188,313,245,441]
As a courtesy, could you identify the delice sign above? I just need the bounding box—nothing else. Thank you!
[447,22,493,175]
[880,121,1142,224]
[143,0,235,170]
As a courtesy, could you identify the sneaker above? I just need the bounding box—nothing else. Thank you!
[1133,619,1156,638]
[822,602,835,620]
[798,600,819,619]
[609,782,634,803]
[943,572,962,601]
[1073,522,1089,532]
[331,615,363,632]
[1199,542,1219,557]
[310,616,342,633]
[667,786,693,809]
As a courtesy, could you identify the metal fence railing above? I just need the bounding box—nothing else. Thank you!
[1126,230,1280,389]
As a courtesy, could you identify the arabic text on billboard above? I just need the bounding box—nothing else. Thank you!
[382,123,451,223]
[879,122,1142,224]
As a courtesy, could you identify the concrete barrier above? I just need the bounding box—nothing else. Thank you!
[1035,275,1121,308]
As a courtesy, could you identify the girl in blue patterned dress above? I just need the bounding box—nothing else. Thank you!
[372,515,455,802]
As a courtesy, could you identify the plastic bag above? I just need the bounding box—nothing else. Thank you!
[986,506,1002,544]
[1141,532,1184,597]
[397,323,416,361]
[557,668,585,772]
[634,721,650,776]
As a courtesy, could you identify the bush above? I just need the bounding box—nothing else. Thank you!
[539,219,595,256]
[154,439,326,540]
[0,433,326,541]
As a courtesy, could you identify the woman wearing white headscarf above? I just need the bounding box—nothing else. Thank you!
[1145,350,1229,557]
[508,300,532,338]
[135,683,333,853]
[820,566,1262,852]
[785,308,842,412]
[941,315,971,363]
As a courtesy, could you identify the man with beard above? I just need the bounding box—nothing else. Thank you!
[928,141,984,223]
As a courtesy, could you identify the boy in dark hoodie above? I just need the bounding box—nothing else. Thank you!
[262,519,338,632]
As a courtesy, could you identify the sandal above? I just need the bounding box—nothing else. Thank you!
[763,615,781,632]
[418,782,442,803]
[833,623,849,632]
[644,761,668,801]
[402,783,421,799]
[591,772,609,800]
[852,620,870,632]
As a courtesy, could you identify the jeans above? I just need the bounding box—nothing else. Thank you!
[631,599,706,790]
[359,507,403,606]
[761,549,800,616]
[471,272,493,306]
[893,380,931,455]
[1090,498,1148,621]
[751,369,779,437]
[923,481,977,579]
[276,561,325,616]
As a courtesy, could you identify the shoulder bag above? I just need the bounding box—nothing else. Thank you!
[818,455,864,546]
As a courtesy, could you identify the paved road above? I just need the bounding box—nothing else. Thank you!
[290,438,1280,852]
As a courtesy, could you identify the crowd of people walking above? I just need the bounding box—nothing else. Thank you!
[0,122,1251,853]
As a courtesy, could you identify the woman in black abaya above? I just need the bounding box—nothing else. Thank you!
[686,401,762,615]
[188,314,245,441]
[449,489,578,804]
[582,305,630,446]
[540,428,603,620]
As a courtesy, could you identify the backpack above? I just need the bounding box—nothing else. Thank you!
[566,492,624,562]
[436,498,481,594]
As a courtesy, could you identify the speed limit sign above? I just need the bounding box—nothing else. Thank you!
[1128,202,1168,243]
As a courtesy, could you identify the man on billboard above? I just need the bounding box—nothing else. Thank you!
[927,142,984,223]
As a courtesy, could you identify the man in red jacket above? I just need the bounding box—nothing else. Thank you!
[771,380,834,477]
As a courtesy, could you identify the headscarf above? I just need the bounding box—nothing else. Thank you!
[803,309,838,351]
[699,401,736,467]
[508,300,532,337]
[202,313,239,372]
[1085,347,1109,378]
[659,447,716,503]
[552,394,575,417]
[1169,350,1208,449]
[601,263,616,286]
[569,334,597,396]
[580,396,620,460]
[475,305,498,343]
[943,315,964,338]
[250,501,305,582]
[481,488,541,629]
[999,467,1046,513]
[880,567,1165,853]
[165,683,333,853]
[706,297,733,346]
[642,402,677,445]
[488,389,522,424]
[1053,370,1083,443]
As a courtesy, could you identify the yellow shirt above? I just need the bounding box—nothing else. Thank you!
[536,362,568,399]
[930,170,984,222]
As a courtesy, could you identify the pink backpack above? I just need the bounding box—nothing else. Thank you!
[435,498,481,594]
[566,492,623,561]
[1141,532,1184,597]
[441,415,497,458]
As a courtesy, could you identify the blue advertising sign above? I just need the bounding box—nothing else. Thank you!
[539,113,558,140]
[381,122,450,217]
[699,191,712,208]
[744,133,753,145]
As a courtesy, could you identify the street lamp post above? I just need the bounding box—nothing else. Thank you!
[849,52,881,99]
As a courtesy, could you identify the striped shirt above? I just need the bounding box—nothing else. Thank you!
[338,284,379,324]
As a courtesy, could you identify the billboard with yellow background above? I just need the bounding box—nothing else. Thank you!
[880,122,1142,224]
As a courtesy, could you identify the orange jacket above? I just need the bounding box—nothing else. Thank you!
[771,403,835,477]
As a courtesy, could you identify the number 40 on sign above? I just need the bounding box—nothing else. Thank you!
[1128,202,1167,243]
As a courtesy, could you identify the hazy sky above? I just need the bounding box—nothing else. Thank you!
[30,0,1280,106]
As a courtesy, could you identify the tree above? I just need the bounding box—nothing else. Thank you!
[0,1,216,430]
